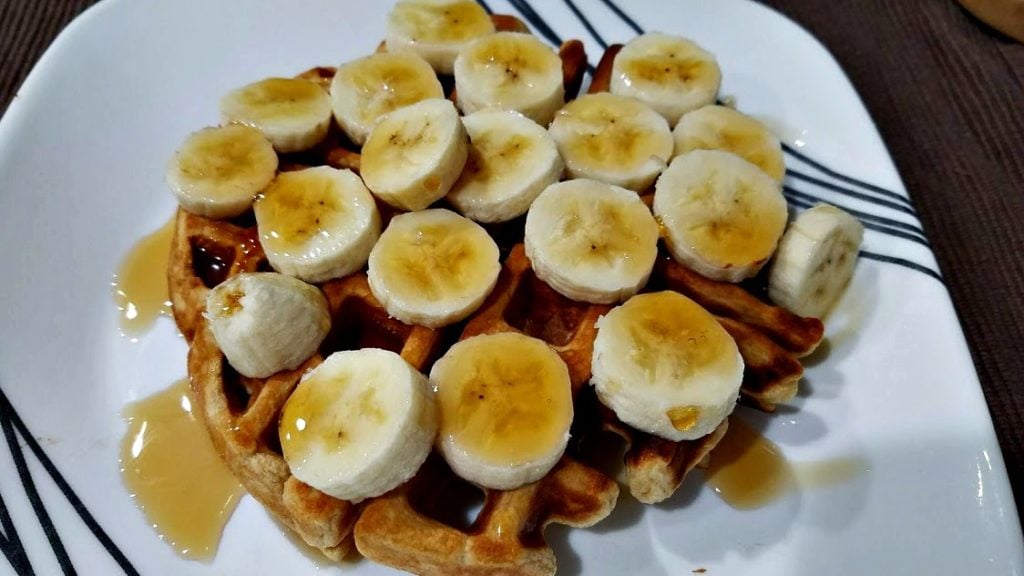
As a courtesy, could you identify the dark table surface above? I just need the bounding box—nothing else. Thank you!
[2,0,1022,528]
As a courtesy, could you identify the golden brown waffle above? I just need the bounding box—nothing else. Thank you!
[167,23,828,574]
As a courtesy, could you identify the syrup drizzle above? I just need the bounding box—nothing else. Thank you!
[120,379,244,560]
[112,216,176,340]
[706,417,865,509]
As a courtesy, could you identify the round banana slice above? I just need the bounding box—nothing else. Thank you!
[653,150,788,282]
[386,0,496,75]
[548,92,673,192]
[591,291,744,442]
[220,77,332,153]
[253,166,381,283]
[330,52,444,146]
[205,272,330,379]
[367,208,500,328]
[673,105,785,182]
[453,32,565,126]
[166,124,278,219]
[610,32,722,126]
[279,348,437,503]
[524,179,660,304]
[430,332,573,490]
[361,98,468,211]
[768,204,864,319]
[447,109,564,223]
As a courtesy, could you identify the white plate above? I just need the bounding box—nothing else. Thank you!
[0,0,1021,574]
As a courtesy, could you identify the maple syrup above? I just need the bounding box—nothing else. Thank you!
[112,217,175,340]
[706,417,865,508]
[120,379,244,560]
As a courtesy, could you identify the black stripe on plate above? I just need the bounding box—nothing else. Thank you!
[782,142,915,208]
[860,251,944,283]
[476,0,493,14]
[0,389,140,576]
[783,185,925,236]
[561,0,608,48]
[1,415,74,575]
[596,0,644,35]
[787,169,918,216]
[785,194,930,248]
[505,0,597,74]
[0,490,33,575]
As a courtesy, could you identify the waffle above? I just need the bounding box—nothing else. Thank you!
[167,24,827,575]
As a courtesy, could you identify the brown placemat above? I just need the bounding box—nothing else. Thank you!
[1,0,1021,524]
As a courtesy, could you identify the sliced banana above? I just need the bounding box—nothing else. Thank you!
[548,92,673,192]
[592,291,744,442]
[367,208,500,328]
[453,32,565,126]
[386,0,496,75]
[673,105,785,182]
[447,109,564,223]
[220,77,332,153]
[253,166,381,283]
[279,348,437,503]
[610,32,721,126]
[768,204,864,319]
[430,332,573,490]
[524,179,660,304]
[360,98,468,211]
[653,150,788,282]
[205,272,330,379]
[166,125,278,219]
[330,52,445,146]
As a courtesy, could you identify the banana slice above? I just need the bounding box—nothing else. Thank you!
[205,272,330,379]
[253,166,381,283]
[430,332,573,489]
[591,291,744,442]
[367,208,500,327]
[330,52,445,146]
[220,77,332,153]
[453,32,565,126]
[524,179,660,304]
[673,105,785,182]
[386,0,496,75]
[360,98,468,211]
[768,204,864,319]
[447,109,564,223]
[653,150,788,282]
[166,124,278,219]
[279,348,437,502]
[548,92,673,192]
[610,32,722,126]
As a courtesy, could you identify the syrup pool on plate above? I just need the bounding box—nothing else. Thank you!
[112,216,175,340]
[120,379,244,560]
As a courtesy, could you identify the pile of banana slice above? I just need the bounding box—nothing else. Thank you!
[168,0,864,502]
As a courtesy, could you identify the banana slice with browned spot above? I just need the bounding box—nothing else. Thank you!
[166,124,278,219]
[673,104,785,182]
[367,208,500,327]
[610,32,721,126]
[524,178,660,304]
[454,32,565,126]
[386,0,496,75]
[591,291,744,442]
[447,109,564,223]
[253,166,381,283]
[360,98,469,211]
[653,150,788,282]
[430,332,573,489]
[220,77,332,153]
[548,92,673,192]
[330,52,444,146]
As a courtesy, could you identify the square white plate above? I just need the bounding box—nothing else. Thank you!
[0,0,1021,574]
